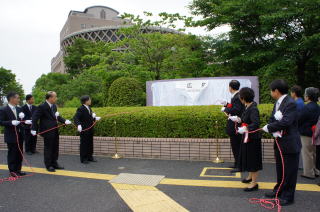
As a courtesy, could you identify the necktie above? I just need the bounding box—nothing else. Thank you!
[12,107,17,119]
[29,105,32,112]
[276,101,280,111]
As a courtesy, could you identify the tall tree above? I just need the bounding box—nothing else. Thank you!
[190,0,320,102]
[0,67,24,106]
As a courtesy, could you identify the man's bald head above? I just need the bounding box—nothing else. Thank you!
[45,91,57,104]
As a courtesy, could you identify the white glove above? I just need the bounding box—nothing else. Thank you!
[92,113,96,118]
[55,112,60,117]
[65,120,72,125]
[31,130,37,136]
[221,107,226,112]
[274,111,283,121]
[262,125,269,133]
[25,120,32,125]
[18,112,25,119]
[272,131,282,138]
[77,125,82,132]
[237,126,248,134]
[95,117,101,121]
[229,116,241,123]
[12,120,21,126]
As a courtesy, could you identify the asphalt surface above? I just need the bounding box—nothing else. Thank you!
[0,150,319,212]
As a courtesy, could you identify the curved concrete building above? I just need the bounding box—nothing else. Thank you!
[51,6,178,74]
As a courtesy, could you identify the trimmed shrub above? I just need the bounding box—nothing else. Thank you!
[1,104,273,138]
[107,77,144,106]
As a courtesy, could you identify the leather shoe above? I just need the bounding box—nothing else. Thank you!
[228,165,236,169]
[88,158,97,162]
[242,178,252,184]
[17,171,27,176]
[26,152,33,155]
[53,164,64,170]
[264,191,276,198]
[230,168,240,173]
[244,184,258,192]
[301,174,315,180]
[279,198,294,206]
[47,167,56,172]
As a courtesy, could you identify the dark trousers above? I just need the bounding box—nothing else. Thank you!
[316,145,320,170]
[230,134,242,167]
[25,129,37,153]
[80,131,94,162]
[43,131,59,168]
[7,140,23,173]
[273,148,300,201]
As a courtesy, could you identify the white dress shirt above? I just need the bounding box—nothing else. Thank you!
[8,103,17,119]
[276,94,287,111]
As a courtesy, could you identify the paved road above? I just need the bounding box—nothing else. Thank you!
[0,151,319,212]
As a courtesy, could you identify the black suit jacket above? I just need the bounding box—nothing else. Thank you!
[0,105,24,143]
[240,102,261,140]
[22,104,37,129]
[224,92,245,136]
[31,102,66,136]
[73,105,95,134]
[298,102,320,137]
[267,95,302,154]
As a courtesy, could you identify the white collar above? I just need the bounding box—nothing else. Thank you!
[27,103,32,107]
[83,104,90,109]
[46,100,52,108]
[277,94,287,106]
[8,103,16,109]
[231,90,239,98]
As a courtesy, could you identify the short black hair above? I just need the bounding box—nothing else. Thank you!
[291,85,302,97]
[80,95,90,104]
[239,87,255,103]
[305,87,319,102]
[269,79,289,94]
[45,91,55,100]
[26,94,33,101]
[229,80,240,91]
[6,92,18,102]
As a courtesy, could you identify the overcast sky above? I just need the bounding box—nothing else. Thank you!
[0,0,229,94]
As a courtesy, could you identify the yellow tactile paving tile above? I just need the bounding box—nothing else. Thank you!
[111,183,189,212]
[0,165,116,181]
[160,178,320,192]
[1,164,319,192]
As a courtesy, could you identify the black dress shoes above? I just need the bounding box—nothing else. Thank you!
[228,165,236,169]
[244,184,259,192]
[53,164,64,170]
[26,152,33,155]
[279,198,294,206]
[47,167,56,172]
[88,158,97,162]
[242,178,252,184]
[264,191,276,198]
[301,174,315,180]
[17,171,27,176]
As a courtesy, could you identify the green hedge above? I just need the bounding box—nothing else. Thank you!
[1,105,273,138]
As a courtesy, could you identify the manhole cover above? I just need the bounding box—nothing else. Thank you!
[109,173,165,186]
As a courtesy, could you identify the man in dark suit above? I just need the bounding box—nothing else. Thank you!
[0,92,32,176]
[73,96,101,164]
[221,80,245,172]
[263,79,302,206]
[31,91,72,172]
[22,94,38,155]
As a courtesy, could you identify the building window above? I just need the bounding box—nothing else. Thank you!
[81,24,86,29]
[100,10,106,19]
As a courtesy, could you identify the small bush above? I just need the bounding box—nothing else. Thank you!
[107,77,144,106]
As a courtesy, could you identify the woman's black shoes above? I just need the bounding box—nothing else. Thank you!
[242,178,252,184]
[244,184,259,192]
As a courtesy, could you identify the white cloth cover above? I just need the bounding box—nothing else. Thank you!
[151,79,252,106]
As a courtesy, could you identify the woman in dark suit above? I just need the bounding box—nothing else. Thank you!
[230,87,262,191]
